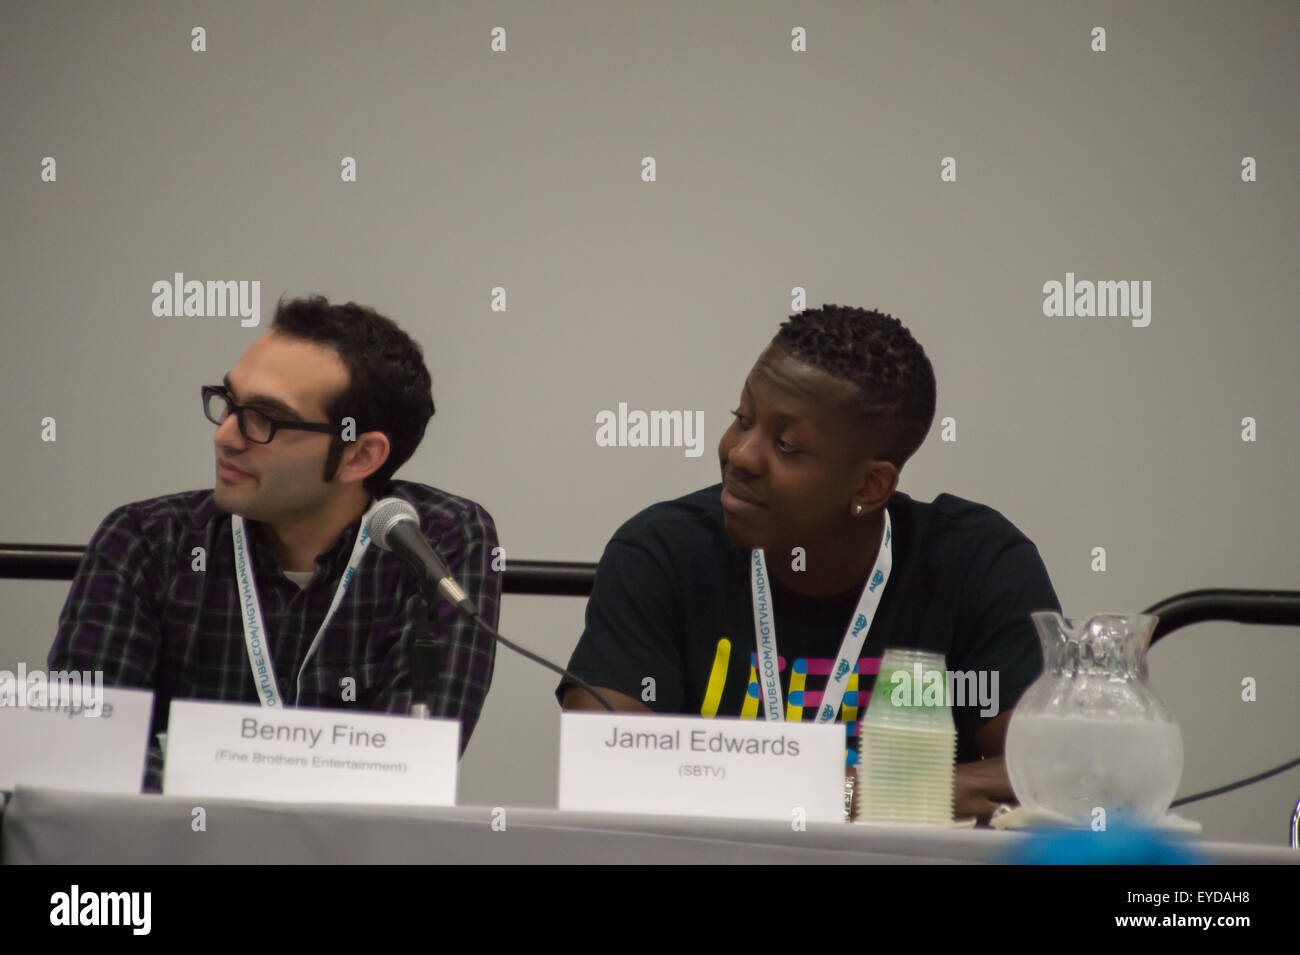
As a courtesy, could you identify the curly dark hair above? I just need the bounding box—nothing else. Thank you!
[774,304,936,469]
[270,295,435,495]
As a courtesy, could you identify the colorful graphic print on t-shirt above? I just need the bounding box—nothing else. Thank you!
[697,637,881,766]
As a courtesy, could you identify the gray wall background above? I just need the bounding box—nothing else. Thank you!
[1,0,1296,847]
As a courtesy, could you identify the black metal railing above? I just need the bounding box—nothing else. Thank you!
[1144,589,1300,643]
[7,544,1300,618]
[0,543,597,596]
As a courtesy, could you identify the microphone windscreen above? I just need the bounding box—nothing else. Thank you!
[366,497,420,551]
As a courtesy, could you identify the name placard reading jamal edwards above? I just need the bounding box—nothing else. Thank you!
[558,712,845,822]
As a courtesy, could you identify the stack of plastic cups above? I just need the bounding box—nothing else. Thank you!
[856,648,955,825]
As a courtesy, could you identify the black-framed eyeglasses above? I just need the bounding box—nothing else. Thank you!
[201,385,335,444]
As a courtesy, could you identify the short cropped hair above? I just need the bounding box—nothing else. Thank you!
[774,304,936,469]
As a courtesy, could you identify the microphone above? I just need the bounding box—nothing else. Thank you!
[366,497,614,713]
[368,497,476,615]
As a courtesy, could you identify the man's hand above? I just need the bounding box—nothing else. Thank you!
[848,708,1017,825]
[561,685,651,712]
[957,708,1018,824]
[955,755,1016,824]
[847,756,1016,824]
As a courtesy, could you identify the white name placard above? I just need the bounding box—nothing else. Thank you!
[558,713,846,822]
[0,687,153,794]
[162,700,459,806]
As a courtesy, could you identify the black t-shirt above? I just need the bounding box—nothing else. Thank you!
[558,483,1061,764]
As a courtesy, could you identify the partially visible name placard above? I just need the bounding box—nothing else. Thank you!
[162,700,459,806]
[559,713,846,822]
[0,687,153,793]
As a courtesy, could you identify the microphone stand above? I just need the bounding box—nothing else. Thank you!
[373,501,613,714]
[394,539,616,713]
[408,584,443,719]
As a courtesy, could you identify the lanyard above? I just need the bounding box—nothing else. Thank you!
[750,509,892,723]
[231,505,375,707]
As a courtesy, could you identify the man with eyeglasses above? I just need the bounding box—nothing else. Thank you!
[48,296,500,792]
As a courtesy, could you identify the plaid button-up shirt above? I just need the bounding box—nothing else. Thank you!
[48,479,500,791]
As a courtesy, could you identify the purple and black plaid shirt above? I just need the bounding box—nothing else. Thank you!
[48,479,500,791]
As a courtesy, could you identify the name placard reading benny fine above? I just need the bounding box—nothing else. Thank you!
[162,700,459,806]
[558,713,846,823]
